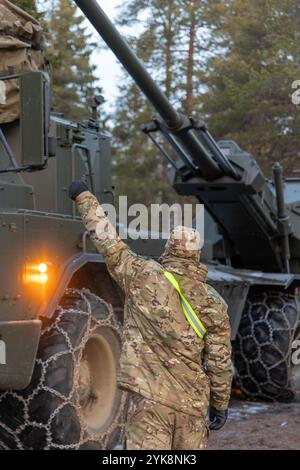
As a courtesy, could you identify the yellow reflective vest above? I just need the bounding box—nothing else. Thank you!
[164,271,207,339]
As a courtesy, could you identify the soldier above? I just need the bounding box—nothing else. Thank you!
[69,180,232,451]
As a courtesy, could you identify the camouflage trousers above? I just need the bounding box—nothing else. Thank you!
[125,393,208,450]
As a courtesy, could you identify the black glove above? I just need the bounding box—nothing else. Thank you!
[69,179,88,201]
[209,406,228,430]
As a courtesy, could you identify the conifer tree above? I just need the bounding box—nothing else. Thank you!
[201,0,300,175]
[47,0,100,121]
[112,0,207,206]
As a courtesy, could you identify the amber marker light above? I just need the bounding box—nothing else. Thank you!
[24,262,50,285]
[37,272,48,284]
[38,263,48,274]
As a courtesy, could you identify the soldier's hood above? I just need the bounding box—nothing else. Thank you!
[159,226,208,282]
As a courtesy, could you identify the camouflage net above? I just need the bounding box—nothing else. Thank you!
[0,289,127,450]
[234,291,300,402]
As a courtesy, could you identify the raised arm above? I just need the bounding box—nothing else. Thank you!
[70,181,140,293]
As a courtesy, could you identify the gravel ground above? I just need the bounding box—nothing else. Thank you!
[209,398,300,450]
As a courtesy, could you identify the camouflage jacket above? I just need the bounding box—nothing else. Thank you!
[76,191,232,416]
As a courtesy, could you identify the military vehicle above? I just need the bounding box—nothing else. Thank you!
[0,0,299,450]
[0,0,131,450]
[74,0,300,406]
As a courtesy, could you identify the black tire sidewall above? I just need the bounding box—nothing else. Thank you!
[0,289,126,450]
[233,291,300,402]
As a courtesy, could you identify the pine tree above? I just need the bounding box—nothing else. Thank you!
[201,0,300,176]
[175,0,208,116]
[112,0,207,206]
[47,0,100,121]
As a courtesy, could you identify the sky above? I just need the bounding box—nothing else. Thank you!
[90,1,124,110]
[37,0,132,111]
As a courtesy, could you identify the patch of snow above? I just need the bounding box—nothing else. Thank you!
[229,403,271,421]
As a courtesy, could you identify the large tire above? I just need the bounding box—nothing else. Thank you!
[0,289,127,450]
[234,291,300,402]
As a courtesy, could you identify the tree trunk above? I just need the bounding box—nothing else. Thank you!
[164,4,174,99]
[184,0,197,116]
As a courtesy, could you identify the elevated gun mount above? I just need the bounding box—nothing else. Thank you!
[74,0,299,275]
[74,0,239,182]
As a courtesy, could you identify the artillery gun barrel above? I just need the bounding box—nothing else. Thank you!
[74,0,240,181]
[74,0,181,129]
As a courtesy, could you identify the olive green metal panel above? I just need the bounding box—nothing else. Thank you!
[96,136,113,205]
[0,211,87,323]
[0,181,34,210]
[20,72,49,168]
[16,117,114,216]
[0,122,23,186]
[0,213,25,322]
[0,320,41,390]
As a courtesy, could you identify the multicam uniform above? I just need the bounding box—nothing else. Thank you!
[76,191,232,450]
[0,0,45,124]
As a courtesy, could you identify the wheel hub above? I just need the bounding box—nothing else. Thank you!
[78,332,118,431]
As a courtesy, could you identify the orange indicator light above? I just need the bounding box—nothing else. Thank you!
[38,263,48,274]
[38,273,48,284]
[24,262,50,285]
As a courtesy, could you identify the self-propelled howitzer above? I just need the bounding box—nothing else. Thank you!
[74,0,296,276]
[75,0,300,403]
